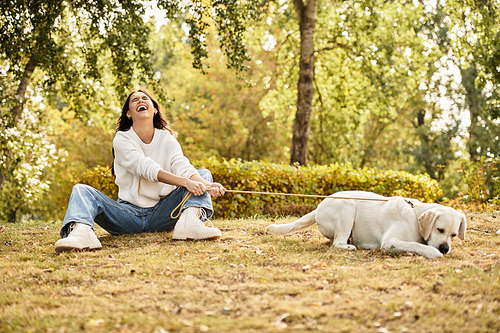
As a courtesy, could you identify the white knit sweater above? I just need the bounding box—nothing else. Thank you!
[113,128,199,207]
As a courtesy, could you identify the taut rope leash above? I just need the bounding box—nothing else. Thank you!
[221,189,390,201]
[170,188,391,219]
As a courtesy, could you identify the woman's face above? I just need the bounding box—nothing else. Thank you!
[126,91,156,122]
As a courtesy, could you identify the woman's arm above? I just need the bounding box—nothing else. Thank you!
[157,170,225,197]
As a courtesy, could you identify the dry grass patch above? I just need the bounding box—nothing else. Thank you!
[1,210,500,332]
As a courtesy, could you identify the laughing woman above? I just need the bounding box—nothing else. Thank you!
[54,90,225,252]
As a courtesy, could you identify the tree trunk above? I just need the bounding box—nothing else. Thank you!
[8,209,17,223]
[461,63,482,161]
[290,0,318,165]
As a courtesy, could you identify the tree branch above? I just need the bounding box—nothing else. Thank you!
[293,0,305,25]
[315,42,351,53]
[12,54,37,120]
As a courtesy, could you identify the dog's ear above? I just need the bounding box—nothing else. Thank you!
[458,213,467,240]
[419,210,439,241]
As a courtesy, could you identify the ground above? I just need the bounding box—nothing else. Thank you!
[0,209,499,332]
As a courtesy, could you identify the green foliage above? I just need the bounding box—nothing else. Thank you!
[260,0,441,169]
[446,0,500,88]
[150,24,289,163]
[0,0,162,104]
[4,0,499,221]
[195,158,442,218]
[0,0,273,221]
[459,156,499,204]
[0,0,162,221]
[74,166,118,201]
[412,118,460,181]
[420,1,500,162]
[156,0,269,73]
[74,159,442,219]
[0,92,61,222]
[43,110,115,220]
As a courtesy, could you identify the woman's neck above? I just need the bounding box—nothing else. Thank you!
[132,122,155,144]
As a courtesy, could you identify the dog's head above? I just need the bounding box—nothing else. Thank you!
[418,206,467,255]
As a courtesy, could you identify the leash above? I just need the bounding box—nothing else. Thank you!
[221,189,390,201]
[171,192,193,219]
[170,188,391,219]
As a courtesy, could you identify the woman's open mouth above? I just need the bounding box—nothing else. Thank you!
[137,105,148,112]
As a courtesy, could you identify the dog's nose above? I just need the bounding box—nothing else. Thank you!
[438,244,449,254]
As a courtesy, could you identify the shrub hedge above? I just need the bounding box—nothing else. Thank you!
[75,158,443,218]
[74,166,118,201]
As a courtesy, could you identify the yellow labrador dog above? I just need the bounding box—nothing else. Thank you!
[266,191,466,258]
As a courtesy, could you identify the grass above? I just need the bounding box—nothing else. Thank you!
[1,210,500,333]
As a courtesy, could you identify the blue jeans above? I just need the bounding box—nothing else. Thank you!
[59,168,214,238]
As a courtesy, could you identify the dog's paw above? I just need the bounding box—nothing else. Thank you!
[332,242,356,251]
[265,224,279,234]
[421,247,444,259]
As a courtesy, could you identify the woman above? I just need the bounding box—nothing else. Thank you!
[54,90,225,252]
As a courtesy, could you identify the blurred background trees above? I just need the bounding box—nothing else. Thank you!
[1,0,499,221]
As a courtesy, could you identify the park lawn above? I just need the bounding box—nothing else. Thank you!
[1,210,499,333]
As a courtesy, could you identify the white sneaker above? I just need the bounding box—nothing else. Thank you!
[172,207,221,240]
[54,222,102,252]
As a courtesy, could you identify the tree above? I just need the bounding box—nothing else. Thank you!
[259,0,443,170]
[149,22,290,163]
[155,0,322,165]
[0,0,271,220]
[0,0,158,221]
[290,0,318,165]
[156,0,268,72]
[433,0,500,161]
[1,0,158,117]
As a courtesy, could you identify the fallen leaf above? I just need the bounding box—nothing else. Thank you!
[87,319,106,327]
[198,324,210,332]
[181,320,193,327]
[312,262,327,269]
[153,326,169,333]
[272,313,289,328]
[308,302,323,307]
[254,246,262,255]
[404,301,413,309]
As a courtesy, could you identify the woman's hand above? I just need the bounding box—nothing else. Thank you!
[208,183,225,197]
[186,180,209,196]
[185,174,225,197]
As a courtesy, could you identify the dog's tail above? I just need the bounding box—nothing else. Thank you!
[266,209,318,235]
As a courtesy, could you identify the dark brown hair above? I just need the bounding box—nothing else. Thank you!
[111,90,171,176]
[116,89,170,132]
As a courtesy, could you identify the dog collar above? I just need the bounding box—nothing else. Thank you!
[405,199,414,208]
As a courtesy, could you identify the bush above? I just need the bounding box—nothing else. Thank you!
[74,166,118,200]
[74,159,442,218]
[194,158,442,218]
[459,156,499,204]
